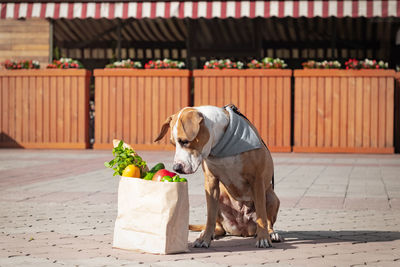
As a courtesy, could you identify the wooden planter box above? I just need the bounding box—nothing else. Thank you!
[193,69,292,152]
[395,73,400,153]
[0,69,90,149]
[93,69,191,150]
[294,69,395,153]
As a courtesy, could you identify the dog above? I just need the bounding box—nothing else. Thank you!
[154,105,281,248]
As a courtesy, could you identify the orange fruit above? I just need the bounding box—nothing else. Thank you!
[122,164,141,178]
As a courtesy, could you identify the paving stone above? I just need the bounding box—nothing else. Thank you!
[0,256,64,267]
[296,196,344,209]
[279,197,300,208]
[344,198,391,210]
[152,259,227,267]
[59,257,137,266]
[390,198,400,210]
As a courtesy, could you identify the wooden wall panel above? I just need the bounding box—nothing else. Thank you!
[93,69,191,150]
[294,69,395,153]
[193,69,292,152]
[0,19,49,64]
[0,69,90,148]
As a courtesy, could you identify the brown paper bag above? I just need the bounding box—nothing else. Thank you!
[113,177,189,254]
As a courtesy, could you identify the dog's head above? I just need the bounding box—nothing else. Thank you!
[154,107,211,174]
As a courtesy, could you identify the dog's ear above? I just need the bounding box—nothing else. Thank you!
[180,110,204,142]
[154,115,173,142]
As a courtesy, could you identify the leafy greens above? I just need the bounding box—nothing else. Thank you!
[104,140,147,176]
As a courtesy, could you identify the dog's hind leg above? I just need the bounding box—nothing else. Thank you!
[266,189,282,242]
[214,221,226,238]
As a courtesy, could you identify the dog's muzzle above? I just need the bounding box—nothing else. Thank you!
[173,163,185,174]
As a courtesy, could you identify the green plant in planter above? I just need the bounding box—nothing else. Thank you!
[2,59,40,70]
[302,60,341,69]
[247,57,287,69]
[106,59,142,69]
[144,59,185,69]
[345,58,388,69]
[47,58,84,69]
[203,59,244,69]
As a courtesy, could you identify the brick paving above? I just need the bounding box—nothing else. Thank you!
[0,149,399,266]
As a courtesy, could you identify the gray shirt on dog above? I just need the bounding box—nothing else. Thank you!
[209,107,262,158]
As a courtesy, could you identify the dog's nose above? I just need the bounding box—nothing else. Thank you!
[173,163,184,174]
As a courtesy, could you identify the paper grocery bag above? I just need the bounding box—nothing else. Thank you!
[113,177,189,254]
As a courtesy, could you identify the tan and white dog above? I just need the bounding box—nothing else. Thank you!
[155,105,281,248]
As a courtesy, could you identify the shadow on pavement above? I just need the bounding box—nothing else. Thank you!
[188,230,400,253]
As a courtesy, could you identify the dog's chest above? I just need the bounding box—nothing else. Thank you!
[205,156,253,202]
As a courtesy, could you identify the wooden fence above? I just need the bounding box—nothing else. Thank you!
[193,69,292,152]
[395,73,400,153]
[1,68,397,153]
[0,69,90,148]
[294,69,395,153]
[93,69,191,150]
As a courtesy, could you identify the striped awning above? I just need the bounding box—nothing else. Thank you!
[1,1,399,20]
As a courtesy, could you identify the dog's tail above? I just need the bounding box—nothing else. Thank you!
[189,224,205,232]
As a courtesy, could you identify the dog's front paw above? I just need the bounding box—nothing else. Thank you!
[255,229,272,248]
[193,238,210,248]
[270,231,283,242]
[255,237,272,248]
[193,233,212,248]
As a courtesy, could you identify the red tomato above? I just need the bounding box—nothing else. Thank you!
[152,169,176,182]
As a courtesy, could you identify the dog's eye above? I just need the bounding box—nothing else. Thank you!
[178,139,189,147]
